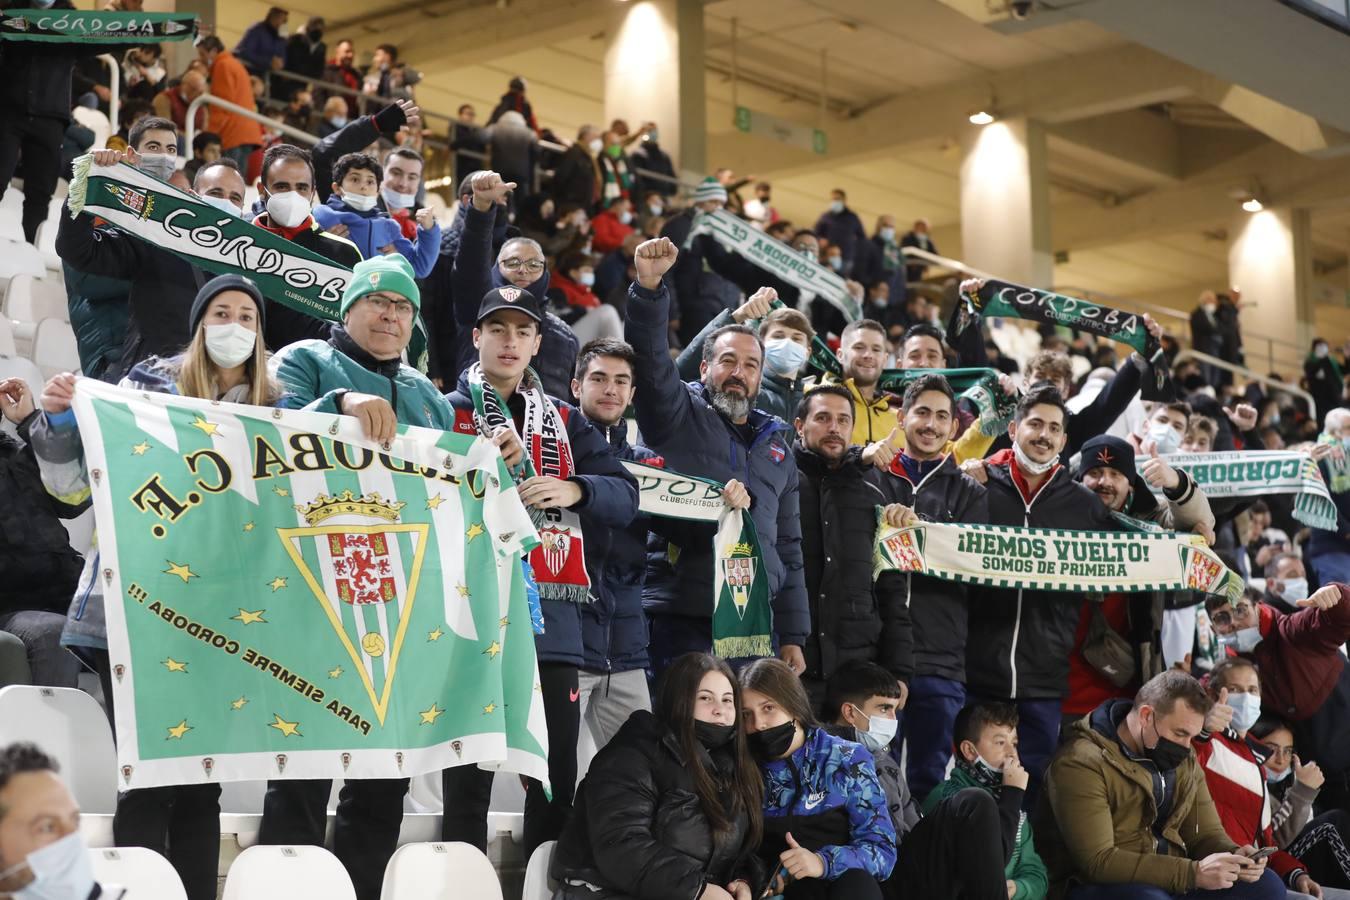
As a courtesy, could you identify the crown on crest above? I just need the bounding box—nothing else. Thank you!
[730,542,754,557]
[295,490,405,526]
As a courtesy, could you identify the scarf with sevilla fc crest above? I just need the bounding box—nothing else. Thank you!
[467,363,591,606]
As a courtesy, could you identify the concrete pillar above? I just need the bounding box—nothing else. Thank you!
[1227,206,1314,375]
[958,118,1053,287]
[604,0,706,180]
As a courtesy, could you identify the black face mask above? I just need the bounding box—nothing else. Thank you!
[694,720,736,750]
[747,721,796,762]
[1143,713,1191,771]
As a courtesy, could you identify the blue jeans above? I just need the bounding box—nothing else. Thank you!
[1013,698,1063,810]
[901,675,965,801]
[0,610,78,687]
[1067,867,1285,899]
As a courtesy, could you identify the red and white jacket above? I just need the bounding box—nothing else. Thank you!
[1193,728,1306,886]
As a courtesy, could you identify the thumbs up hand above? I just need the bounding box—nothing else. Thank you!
[1140,440,1181,490]
[780,832,825,881]
[1205,687,1235,735]
[862,422,902,470]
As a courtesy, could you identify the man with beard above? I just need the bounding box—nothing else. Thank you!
[1062,435,1215,730]
[878,374,990,800]
[792,384,913,706]
[964,385,1120,806]
[624,237,809,678]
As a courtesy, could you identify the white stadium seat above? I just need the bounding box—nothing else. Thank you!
[35,220,62,272]
[218,780,267,849]
[31,318,79,378]
[522,841,557,900]
[0,186,20,211]
[380,842,502,900]
[0,239,45,281]
[0,320,16,358]
[4,273,68,324]
[223,845,356,900]
[87,846,189,900]
[0,686,116,815]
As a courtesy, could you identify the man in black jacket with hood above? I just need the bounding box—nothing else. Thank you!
[880,373,989,801]
[794,383,913,708]
[963,385,1119,805]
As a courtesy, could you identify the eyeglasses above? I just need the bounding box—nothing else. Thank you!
[1260,742,1295,760]
[500,258,545,274]
[1210,603,1253,628]
[363,295,416,318]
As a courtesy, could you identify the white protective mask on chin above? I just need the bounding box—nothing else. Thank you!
[265,190,312,228]
[1014,440,1057,476]
[199,194,242,218]
[342,192,378,212]
[204,322,258,369]
[381,186,417,210]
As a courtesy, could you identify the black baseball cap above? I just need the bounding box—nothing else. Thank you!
[476,285,542,325]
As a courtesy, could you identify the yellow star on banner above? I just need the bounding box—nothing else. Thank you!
[273,486,289,497]
[267,577,287,592]
[465,522,484,541]
[426,494,445,510]
[164,560,196,583]
[499,616,509,629]
[166,720,191,740]
[419,704,444,725]
[190,416,219,436]
[230,697,248,710]
[233,608,266,625]
[242,521,255,533]
[268,714,301,738]
[482,702,496,715]
[163,657,187,673]
[427,627,444,642]
[131,441,150,456]
[455,583,470,598]
[328,666,343,679]
[483,641,501,659]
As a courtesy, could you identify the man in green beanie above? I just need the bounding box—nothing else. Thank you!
[261,252,458,896]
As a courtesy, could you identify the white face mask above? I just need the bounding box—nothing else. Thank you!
[850,705,897,754]
[588,138,604,154]
[0,831,96,900]
[342,191,378,212]
[137,152,177,182]
[829,200,844,214]
[1203,302,1218,316]
[880,226,896,242]
[648,204,663,217]
[578,271,596,287]
[265,190,311,228]
[1014,440,1057,475]
[1227,691,1261,734]
[328,115,348,128]
[381,186,416,210]
[1147,421,1182,455]
[618,210,633,225]
[1281,577,1308,604]
[199,194,242,218]
[1217,624,1262,653]
[765,338,808,376]
[204,322,258,369]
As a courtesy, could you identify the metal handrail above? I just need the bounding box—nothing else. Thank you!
[185,94,319,151]
[262,68,450,151]
[1173,350,1317,419]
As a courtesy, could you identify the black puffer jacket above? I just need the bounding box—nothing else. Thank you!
[553,711,764,900]
[1,412,84,615]
[965,454,1119,700]
[796,443,912,683]
[885,454,988,682]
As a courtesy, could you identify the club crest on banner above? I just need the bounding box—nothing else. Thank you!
[103,183,154,220]
[881,529,925,573]
[279,491,429,726]
[720,543,757,619]
[201,757,214,777]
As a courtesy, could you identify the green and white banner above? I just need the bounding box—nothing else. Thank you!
[72,379,547,789]
[1,9,197,42]
[66,157,429,371]
[689,208,861,322]
[1159,450,1337,531]
[623,461,772,658]
[873,516,1243,601]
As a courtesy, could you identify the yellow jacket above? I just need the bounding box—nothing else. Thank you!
[821,375,994,463]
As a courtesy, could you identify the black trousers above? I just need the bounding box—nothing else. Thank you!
[894,787,1011,899]
[785,868,883,900]
[0,111,65,242]
[442,662,579,857]
[1290,809,1350,889]
[257,777,409,900]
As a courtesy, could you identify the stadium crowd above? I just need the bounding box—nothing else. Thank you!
[9,7,1350,900]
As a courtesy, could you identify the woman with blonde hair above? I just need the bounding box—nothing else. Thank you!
[28,273,276,900]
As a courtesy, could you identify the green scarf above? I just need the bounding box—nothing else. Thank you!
[1,9,197,42]
[1317,435,1350,495]
[622,461,773,658]
[67,155,429,371]
[1159,450,1338,531]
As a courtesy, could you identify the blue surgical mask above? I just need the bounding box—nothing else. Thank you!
[765,338,808,376]
[827,256,843,272]
[829,200,844,214]
[1281,577,1308,604]
[1227,691,1261,734]
[1266,765,1293,784]
[578,271,596,288]
[329,115,348,128]
[0,831,96,900]
[199,194,242,217]
[880,226,896,242]
[1217,624,1262,653]
[1147,421,1182,455]
[850,705,897,754]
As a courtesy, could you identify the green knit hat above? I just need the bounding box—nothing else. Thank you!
[340,255,420,317]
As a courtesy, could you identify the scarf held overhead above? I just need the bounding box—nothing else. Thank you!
[466,364,590,608]
[65,157,430,371]
[689,208,862,322]
[1,9,197,42]
[1158,450,1338,531]
[622,460,772,658]
[874,515,1243,602]
[957,279,1175,401]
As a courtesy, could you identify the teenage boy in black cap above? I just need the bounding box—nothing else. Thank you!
[441,285,639,858]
